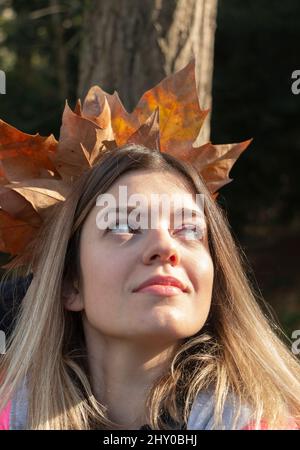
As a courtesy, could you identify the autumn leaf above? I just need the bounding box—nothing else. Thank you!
[0,120,59,182]
[82,86,139,146]
[126,108,161,150]
[49,101,113,182]
[0,207,41,256]
[4,179,71,218]
[184,139,253,193]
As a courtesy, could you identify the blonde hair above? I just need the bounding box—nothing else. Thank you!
[0,144,299,429]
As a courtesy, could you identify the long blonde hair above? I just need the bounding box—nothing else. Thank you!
[0,144,299,429]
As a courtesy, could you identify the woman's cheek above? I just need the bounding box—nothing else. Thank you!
[188,250,214,289]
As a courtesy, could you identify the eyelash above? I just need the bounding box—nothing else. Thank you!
[105,223,204,240]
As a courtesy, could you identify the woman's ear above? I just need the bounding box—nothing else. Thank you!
[62,277,83,312]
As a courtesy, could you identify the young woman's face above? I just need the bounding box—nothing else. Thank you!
[68,170,214,346]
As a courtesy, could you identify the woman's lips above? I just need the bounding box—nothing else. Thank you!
[134,284,185,296]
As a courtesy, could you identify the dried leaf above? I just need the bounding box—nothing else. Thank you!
[0,120,59,182]
[184,139,252,193]
[52,101,114,182]
[82,86,138,145]
[5,179,71,218]
[126,108,160,150]
[0,209,41,255]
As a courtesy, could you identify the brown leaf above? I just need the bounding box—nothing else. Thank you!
[0,209,40,255]
[0,119,59,182]
[52,101,114,182]
[133,60,208,156]
[126,108,161,151]
[84,60,209,156]
[82,89,113,129]
[185,139,252,193]
[5,179,71,218]
[0,186,41,225]
[82,86,140,146]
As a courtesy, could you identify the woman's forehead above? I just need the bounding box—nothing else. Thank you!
[107,170,196,196]
[101,171,202,215]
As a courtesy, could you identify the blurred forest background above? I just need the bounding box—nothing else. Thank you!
[0,0,299,337]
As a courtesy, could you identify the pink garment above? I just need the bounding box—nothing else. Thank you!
[242,418,299,430]
[0,400,11,430]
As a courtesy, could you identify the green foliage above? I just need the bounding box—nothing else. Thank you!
[0,0,84,137]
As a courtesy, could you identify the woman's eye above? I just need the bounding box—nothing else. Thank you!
[105,223,204,239]
[174,225,204,240]
[106,222,140,234]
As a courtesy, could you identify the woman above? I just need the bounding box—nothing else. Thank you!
[0,144,299,429]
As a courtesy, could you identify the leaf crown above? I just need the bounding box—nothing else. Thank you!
[0,60,251,268]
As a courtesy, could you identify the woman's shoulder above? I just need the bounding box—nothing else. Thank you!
[186,389,299,430]
[186,388,252,430]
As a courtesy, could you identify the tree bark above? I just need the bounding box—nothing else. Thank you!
[78,0,218,143]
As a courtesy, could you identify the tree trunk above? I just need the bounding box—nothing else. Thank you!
[78,0,218,143]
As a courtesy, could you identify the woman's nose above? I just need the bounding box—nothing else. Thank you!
[141,227,180,266]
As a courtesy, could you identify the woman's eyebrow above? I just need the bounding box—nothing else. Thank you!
[173,207,206,222]
[98,205,205,215]
[99,205,138,216]
[96,205,140,224]
[98,205,207,224]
